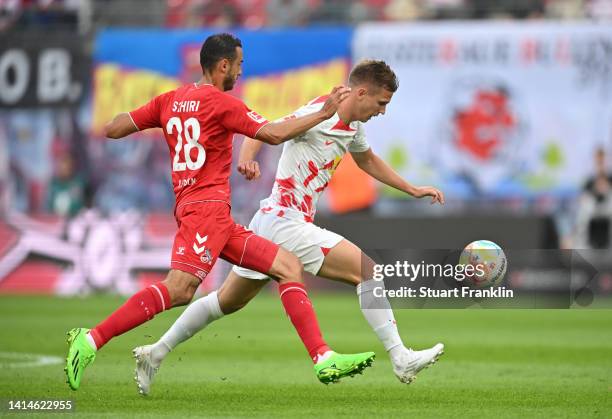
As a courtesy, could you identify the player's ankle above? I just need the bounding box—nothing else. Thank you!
[85,332,98,351]
[389,345,406,364]
[313,350,334,364]
[151,341,171,364]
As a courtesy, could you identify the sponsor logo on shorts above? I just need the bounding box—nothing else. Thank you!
[193,232,212,264]
[193,232,208,254]
[176,246,185,255]
[195,270,208,280]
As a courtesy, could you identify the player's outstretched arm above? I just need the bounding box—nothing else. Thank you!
[104,113,139,139]
[255,86,351,145]
[237,137,264,180]
[351,148,445,205]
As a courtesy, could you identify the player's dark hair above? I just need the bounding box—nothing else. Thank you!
[200,33,243,73]
[348,60,399,92]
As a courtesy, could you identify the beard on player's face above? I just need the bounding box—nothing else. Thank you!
[223,73,236,91]
[222,60,241,91]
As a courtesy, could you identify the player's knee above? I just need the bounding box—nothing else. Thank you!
[220,298,248,314]
[346,273,362,286]
[287,254,304,282]
[217,283,256,314]
[276,252,304,283]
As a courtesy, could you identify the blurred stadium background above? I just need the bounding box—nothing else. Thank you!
[1,0,611,296]
[1,2,612,417]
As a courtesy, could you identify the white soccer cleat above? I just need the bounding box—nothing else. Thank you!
[133,345,160,396]
[392,343,444,384]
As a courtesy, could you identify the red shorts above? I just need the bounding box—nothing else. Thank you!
[170,201,279,281]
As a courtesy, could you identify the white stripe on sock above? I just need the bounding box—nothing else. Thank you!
[151,285,166,311]
[279,286,307,299]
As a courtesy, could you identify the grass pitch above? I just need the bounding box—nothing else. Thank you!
[0,293,610,418]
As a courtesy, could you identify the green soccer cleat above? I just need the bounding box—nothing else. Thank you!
[314,351,375,384]
[64,328,96,391]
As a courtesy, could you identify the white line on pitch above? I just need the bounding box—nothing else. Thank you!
[0,352,63,368]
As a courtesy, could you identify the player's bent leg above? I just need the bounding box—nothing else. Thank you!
[317,239,374,286]
[317,239,444,384]
[252,246,338,363]
[134,271,265,396]
[265,246,376,384]
[222,225,376,384]
[266,246,305,284]
[89,269,197,350]
[217,271,268,314]
[65,269,199,391]
[161,269,202,306]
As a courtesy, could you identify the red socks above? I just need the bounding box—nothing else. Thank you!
[89,283,171,350]
[89,280,328,363]
[278,282,331,363]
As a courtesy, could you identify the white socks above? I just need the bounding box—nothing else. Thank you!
[150,291,224,364]
[357,280,405,363]
[148,284,406,366]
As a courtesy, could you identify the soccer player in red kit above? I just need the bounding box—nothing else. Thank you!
[64,33,375,391]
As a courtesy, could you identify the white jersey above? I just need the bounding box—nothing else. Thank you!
[260,95,371,222]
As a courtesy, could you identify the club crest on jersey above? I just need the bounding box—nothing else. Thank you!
[247,110,266,124]
[199,249,212,264]
[193,233,212,264]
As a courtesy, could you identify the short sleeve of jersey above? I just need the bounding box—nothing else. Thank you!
[219,96,269,138]
[129,94,164,130]
[348,123,371,153]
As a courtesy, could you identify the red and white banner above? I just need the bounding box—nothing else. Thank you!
[353,22,612,198]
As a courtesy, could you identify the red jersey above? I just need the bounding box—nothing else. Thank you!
[129,83,269,208]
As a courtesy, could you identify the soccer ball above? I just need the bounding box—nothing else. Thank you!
[458,240,507,288]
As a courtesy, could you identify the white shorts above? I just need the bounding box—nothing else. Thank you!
[232,209,344,280]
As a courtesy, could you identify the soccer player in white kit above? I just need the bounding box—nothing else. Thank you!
[134,60,445,394]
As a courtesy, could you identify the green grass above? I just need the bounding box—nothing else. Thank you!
[0,293,611,418]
